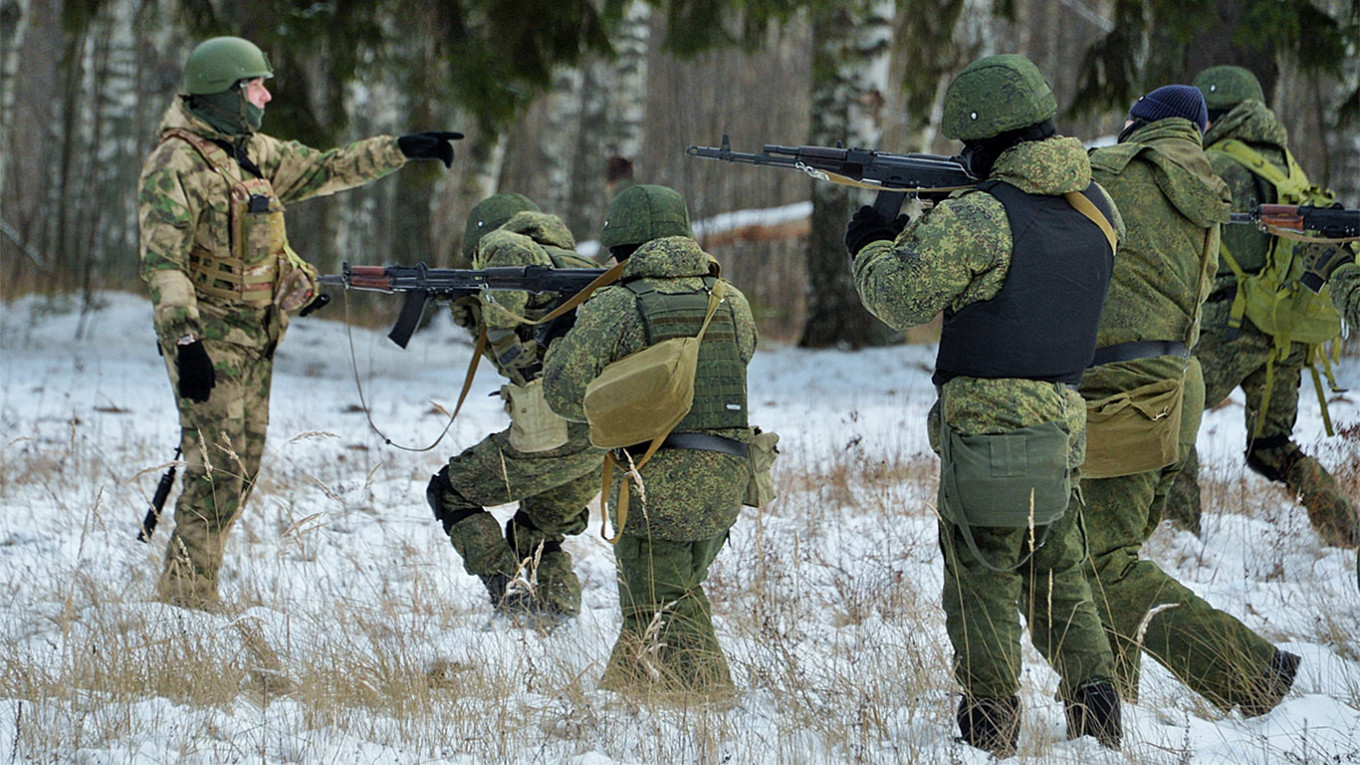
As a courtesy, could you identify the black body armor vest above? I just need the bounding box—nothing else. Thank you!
[933,180,1115,386]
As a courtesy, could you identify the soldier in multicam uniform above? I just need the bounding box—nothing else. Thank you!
[1165,66,1357,547]
[139,36,460,609]
[1080,85,1300,716]
[542,185,757,696]
[848,54,1121,756]
[425,193,605,618]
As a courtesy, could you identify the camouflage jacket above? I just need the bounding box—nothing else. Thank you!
[1330,262,1360,328]
[854,136,1124,459]
[1088,118,1229,355]
[139,97,407,349]
[1202,99,1290,280]
[542,236,758,540]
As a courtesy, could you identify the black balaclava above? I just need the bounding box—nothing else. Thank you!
[958,119,1057,179]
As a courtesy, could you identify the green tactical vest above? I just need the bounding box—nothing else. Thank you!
[1208,138,1344,435]
[626,277,748,431]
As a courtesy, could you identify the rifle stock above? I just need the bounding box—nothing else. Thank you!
[1228,203,1359,240]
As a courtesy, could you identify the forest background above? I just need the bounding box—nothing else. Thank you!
[1,0,1357,347]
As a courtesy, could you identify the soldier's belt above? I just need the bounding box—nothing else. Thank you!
[619,432,748,459]
[1090,340,1189,367]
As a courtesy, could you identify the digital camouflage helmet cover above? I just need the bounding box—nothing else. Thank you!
[941,54,1057,141]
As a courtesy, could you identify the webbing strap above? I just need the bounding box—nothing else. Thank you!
[1064,191,1118,254]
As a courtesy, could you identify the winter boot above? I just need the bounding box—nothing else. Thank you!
[1239,649,1301,717]
[1064,679,1122,750]
[956,695,1020,758]
[1282,453,1358,548]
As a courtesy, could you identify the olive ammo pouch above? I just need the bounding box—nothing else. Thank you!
[937,413,1070,573]
[743,427,780,508]
[1083,377,1184,479]
[501,379,570,453]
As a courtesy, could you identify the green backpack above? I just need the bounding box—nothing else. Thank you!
[1209,139,1344,435]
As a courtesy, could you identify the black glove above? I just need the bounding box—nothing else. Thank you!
[534,309,578,348]
[1300,242,1353,293]
[397,131,464,168]
[176,340,216,403]
[844,205,899,258]
[298,293,331,317]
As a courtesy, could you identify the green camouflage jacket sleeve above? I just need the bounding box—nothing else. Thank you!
[251,133,407,204]
[1331,261,1360,327]
[852,192,1012,329]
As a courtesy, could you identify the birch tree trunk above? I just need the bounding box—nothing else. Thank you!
[1,0,62,293]
[798,0,898,349]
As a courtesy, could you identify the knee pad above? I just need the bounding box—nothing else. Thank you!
[506,510,562,556]
[426,467,482,534]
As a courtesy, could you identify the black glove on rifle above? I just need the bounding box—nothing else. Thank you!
[398,131,464,168]
[844,205,901,259]
[298,293,331,317]
[176,340,216,403]
[1300,242,1354,293]
[534,308,578,349]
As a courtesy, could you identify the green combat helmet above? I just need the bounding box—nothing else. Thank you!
[941,54,1057,141]
[461,192,541,259]
[1192,65,1266,111]
[599,184,691,249]
[183,37,273,95]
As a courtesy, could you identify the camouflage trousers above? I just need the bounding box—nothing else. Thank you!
[939,491,1114,702]
[602,531,734,695]
[157,336,274,608]
[1165,304,1353,538]
[435,421,603,587]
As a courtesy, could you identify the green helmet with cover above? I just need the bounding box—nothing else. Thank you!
[941,54,1057,141]
[599,184,692,249]
[183,37,273,95]
[461,192,541,259]
[1192,65,1265,111]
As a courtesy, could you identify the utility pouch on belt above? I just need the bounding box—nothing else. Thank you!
[743,427,780,508]
[937,417,1069,573]
[1083,377,1183,479]
[503,379,570,453]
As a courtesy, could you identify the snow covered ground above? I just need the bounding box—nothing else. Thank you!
[1,290,1357,764]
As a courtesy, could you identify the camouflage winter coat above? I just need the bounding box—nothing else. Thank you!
[853,136,1125,465]
[139,97,407,350]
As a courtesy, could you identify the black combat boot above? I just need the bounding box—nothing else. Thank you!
[1239,649,1301,717]
[957,695,1020,758]
[1064,679,1122,749]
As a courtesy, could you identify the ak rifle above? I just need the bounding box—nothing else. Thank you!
[319,263,607,348]
[685,134,975,219]
[1228,203,1359,242]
